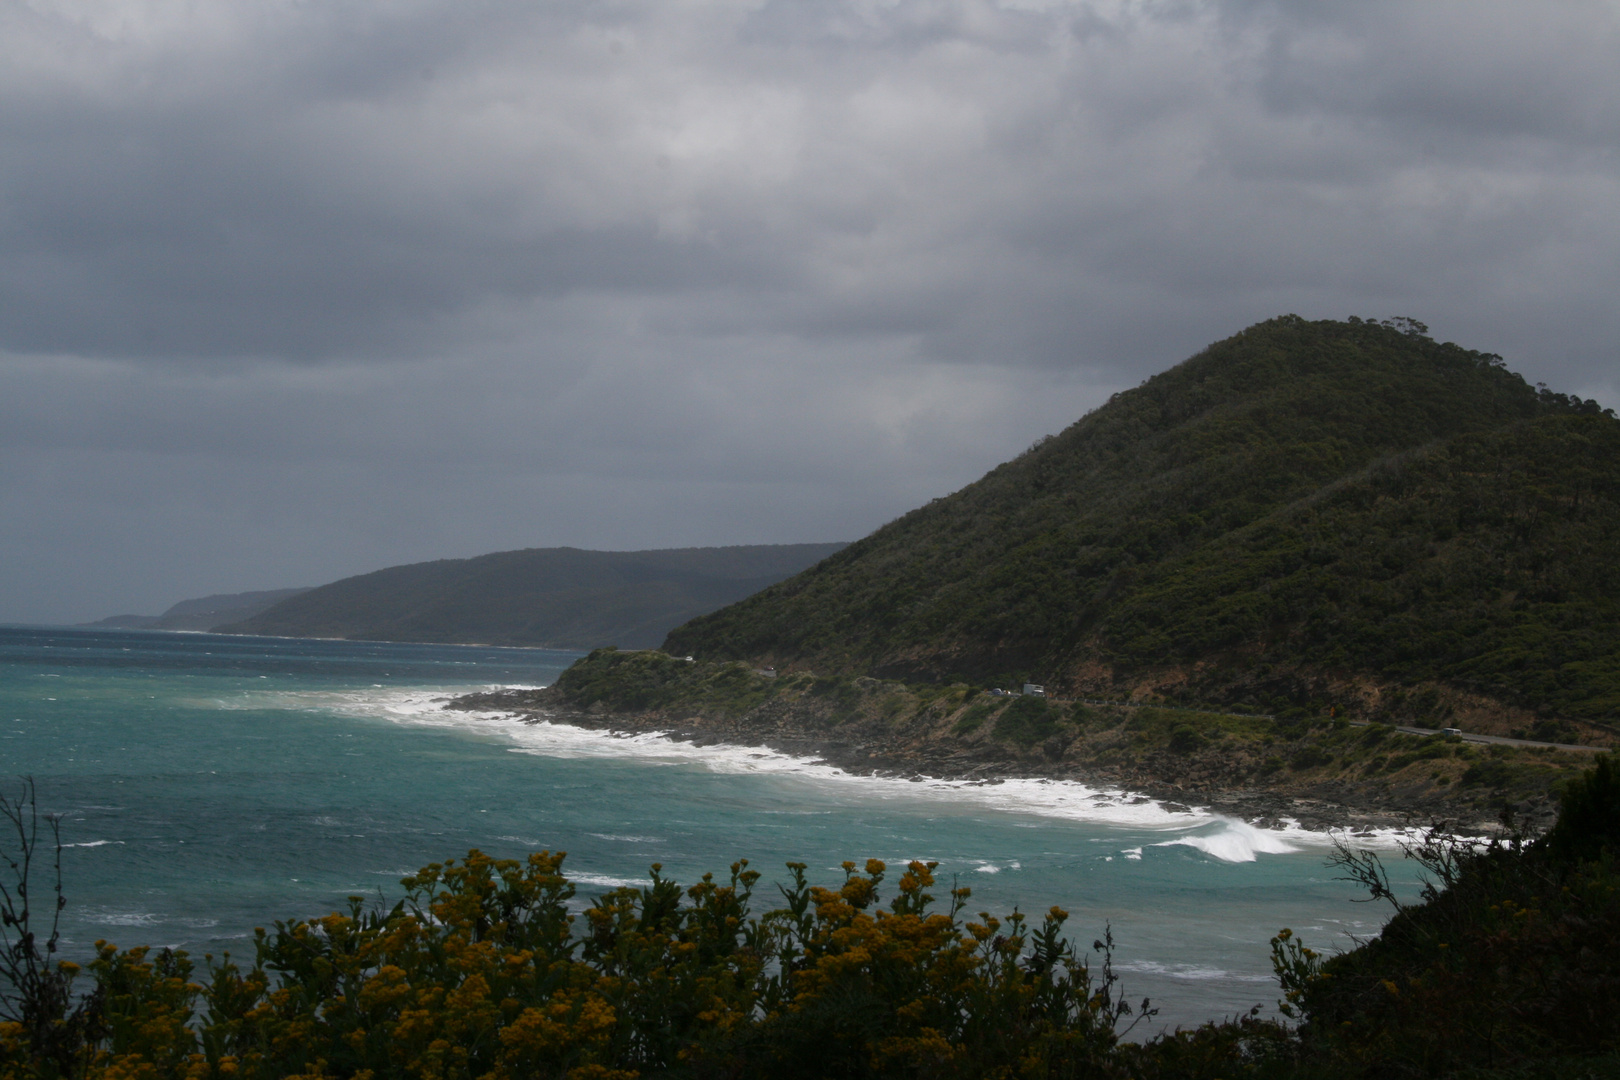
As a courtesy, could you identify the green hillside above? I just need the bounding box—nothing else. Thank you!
[664,317,1618,726]
[215,543,846,649]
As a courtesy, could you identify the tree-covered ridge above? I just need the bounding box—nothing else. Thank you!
[663,317,1617,724]
[1101,413,1620,718]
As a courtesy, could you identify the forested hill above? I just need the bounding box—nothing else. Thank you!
[216,543,846,649]
[664,316,1620,727]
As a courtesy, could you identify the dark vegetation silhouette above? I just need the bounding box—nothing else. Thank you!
[0,782,100,1076]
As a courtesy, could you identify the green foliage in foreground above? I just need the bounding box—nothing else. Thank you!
[3,758,1618,1079]
[1272,760,1620,1077]
[4,854,1149,1079]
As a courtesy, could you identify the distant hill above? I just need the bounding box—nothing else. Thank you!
[214,544,848,649]
[664,316,1620,727]
[84,588,312,632]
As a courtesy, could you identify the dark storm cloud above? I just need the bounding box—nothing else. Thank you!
[2,0,1617,621]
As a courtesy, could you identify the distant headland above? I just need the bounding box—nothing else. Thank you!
[85,543,848,650]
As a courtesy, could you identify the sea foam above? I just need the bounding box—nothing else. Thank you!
[259,684,1407,864]
[1153,820,1303,863]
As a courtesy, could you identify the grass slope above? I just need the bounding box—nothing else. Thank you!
[664,316,1618,726]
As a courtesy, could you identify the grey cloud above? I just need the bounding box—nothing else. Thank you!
[1241,2,1620,148]
[0,334,1118,620]
[6,0,1618,370]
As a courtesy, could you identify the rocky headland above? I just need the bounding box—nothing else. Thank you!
[448,653,1596,834]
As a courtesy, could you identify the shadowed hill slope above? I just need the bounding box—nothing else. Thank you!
[216,543,846,649]
[664,316,1618,725]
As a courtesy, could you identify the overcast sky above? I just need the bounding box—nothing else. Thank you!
[3,0,1618,623]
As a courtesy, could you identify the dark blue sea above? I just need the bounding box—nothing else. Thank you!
[0,626,1418,1032]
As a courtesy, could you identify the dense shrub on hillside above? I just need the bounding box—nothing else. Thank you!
[551,646,779,717]
[1107,414,1620,719]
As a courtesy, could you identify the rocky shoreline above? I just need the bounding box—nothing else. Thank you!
[447,685,1520,835]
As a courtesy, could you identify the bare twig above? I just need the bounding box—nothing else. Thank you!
[0,777,96,1068]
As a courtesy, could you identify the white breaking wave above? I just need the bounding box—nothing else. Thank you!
[85,910,161,927]
[496,835,547,847]
[246,684,1409,865]
[1119,959,1274,983]
[570,872,648,890]
[1153,820,1305,863]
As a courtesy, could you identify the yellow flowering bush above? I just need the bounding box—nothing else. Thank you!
[2,852,1138,1080]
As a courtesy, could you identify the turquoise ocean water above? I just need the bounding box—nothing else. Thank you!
[0,626,1418,1034]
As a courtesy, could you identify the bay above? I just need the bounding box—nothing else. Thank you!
[0,626,1417,1034]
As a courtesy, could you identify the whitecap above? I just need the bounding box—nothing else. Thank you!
[86,911,161,927]
[570,872,647,889]
[1119,959,1273,983]
[1153,819,1301,863]
[1122,847,1143,860]
[62,840,124,848]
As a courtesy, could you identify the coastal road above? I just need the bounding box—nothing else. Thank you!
[1347,719,1606,754]
[1068,697,1610,753]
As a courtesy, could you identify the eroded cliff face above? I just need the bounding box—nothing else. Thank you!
[450,655,1600,834]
